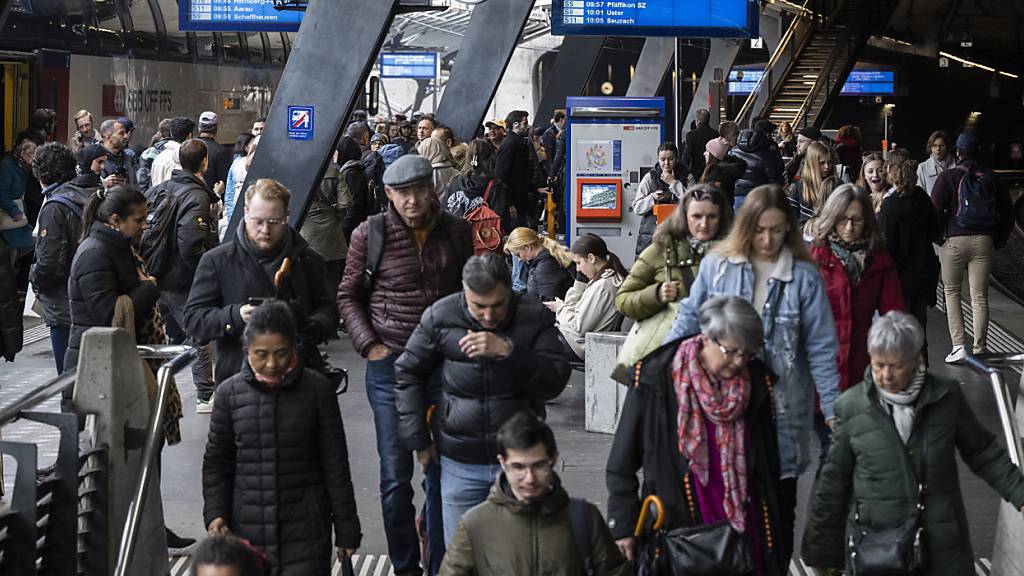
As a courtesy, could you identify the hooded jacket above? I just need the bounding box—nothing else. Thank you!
[157,169,220,293]
[30,179,93,295]
[729,129,786,200]
[879,187,941,307]
[440,474,628,576]
[394,292,570,464]
[705,155,748,205]
[184,227,338,385]
[203,362,361,576]
[443,174,510,229]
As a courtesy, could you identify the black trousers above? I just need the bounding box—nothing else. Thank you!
[777,477,797,569]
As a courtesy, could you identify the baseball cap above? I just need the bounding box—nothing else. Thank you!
[199,111,219,129]
[485,119,506,130]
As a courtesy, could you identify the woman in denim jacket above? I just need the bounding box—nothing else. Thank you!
[664,184,840,567]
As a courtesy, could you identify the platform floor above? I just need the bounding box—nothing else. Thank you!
[2,292,1021,575]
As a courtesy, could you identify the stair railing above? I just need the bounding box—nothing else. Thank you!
[964,354,1024,471]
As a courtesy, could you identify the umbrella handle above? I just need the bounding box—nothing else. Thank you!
[634,494,665,537]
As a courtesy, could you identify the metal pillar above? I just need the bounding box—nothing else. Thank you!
[625,37,674,97]
[227,0,400,235]
[533,35,605,128]
[435,0,536,143]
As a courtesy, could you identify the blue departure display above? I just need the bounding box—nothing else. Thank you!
[727,68,896,96]
[180,0,304,32]
[551,0,758,38]
[380,53,438,79]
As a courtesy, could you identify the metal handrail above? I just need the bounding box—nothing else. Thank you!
[733,0,813,125]
[964,354,1024,469]
[0,372,76,428]
[113,347,197,576]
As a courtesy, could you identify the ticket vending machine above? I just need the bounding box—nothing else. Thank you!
[564,97,666,267]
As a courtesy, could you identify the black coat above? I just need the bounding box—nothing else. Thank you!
[526,249,572,302]
[157,170,220,293]
[339,162,375,242]
[30,179,92,294]
[443,174,511,232]
[729,129,786,199]
[879,187,941,307]
[606,337,788,576]
[199,136,232,189]
[203,363,361,576]
[394,292,571,465]
[184,228,338,385]
[682,123,720,179]
[64,223,161,371]
[495,131,533,214]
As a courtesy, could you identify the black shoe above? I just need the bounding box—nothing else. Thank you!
[166,528,197,555]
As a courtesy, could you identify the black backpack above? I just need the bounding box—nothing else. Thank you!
[568,497,596,576]
[953,164,999,230]
[139,181,182,278]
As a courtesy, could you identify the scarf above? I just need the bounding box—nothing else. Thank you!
[253,352,300,387]
[828,233,871,285]
[875,364,926,444]
[237,221,292,287]
[672,336,751,532]
[688,236,711,260]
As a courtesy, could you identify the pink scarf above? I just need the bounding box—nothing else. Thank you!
[672,336,751,532]
[254,353,299,387]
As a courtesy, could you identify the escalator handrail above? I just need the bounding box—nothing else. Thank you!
[963,354,1024,471]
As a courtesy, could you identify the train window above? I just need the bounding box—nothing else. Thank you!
[195,32,216,60]
[245,33,265,64]
[268,33,286,66]
[220,33,242,62]
[128,0,159,52]
[95,0,126,50]
[155,0,188,56]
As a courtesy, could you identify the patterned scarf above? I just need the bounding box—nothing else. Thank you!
[688,236,712,260]
[672,336,751,532]
[828,233,871,285]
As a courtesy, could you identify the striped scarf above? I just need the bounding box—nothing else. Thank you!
[672,336,751,532]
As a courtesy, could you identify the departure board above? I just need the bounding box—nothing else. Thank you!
[380,53,437,79]
[551,0,758,38]
[180,0,304,32]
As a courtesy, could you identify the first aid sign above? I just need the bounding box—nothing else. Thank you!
[287,106,314,141]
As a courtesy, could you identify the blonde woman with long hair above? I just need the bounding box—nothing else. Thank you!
[787,141,837,226]
[663,184,841,568]
[504,227,574,301]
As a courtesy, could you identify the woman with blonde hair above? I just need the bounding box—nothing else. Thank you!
[664,184,840,568]
[417,137,459,198]
[504,227,574,301]
[856,152,888,212]
[788,141,838,227]
[777,121,796,157]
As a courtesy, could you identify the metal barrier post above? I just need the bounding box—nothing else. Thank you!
[964,355,1024,469]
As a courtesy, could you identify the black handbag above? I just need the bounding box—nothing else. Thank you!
[847,418,928,575]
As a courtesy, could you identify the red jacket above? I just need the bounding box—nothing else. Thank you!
[811,244,903,393]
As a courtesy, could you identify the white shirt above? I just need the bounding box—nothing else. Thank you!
[150,141,182,187]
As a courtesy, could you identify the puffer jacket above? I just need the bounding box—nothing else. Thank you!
[729,129,785,200]
[664,248,840,479]
[606,336,788,576]
[811,244,903,393]
[203,362,361,576]
[802,372,1024,575]
[184,227,338,385]
[30,180,92,294]
[337,205,471,357]
[614,237,702,322]
[631,164,685,256]
[395,292,570,464]
[157,170,219,293]
[440,474,629,576]
[555,268,624,360]
[526,248,573,302]
[64,223,161,371]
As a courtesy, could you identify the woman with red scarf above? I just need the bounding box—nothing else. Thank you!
[606,296,788,575]
[203,300,361,576]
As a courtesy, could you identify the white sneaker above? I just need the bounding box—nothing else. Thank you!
[196,393,215,414]
[944,345,967,364]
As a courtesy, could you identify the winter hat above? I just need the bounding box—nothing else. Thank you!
[705,137,731,161]
[955,132,979,153]
[798,126,822,141]
[77,144,110,173]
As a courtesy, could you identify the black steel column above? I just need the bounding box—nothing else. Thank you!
[227,0,400,234]
[533,35,605,127]
[435,0,536,143]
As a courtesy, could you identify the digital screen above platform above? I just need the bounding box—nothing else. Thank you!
[380,53,438,79]
[727,69,895,96]
[551,0,759,38]
[180,0,304,32]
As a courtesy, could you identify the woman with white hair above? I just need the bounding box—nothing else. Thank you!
[607,296,788,575]
[803,311,1024,576]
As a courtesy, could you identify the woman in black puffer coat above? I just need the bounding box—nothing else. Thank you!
[203,300,361,576]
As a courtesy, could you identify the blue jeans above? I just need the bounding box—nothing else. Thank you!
[49,325,70,374]
[511,254,528,293]
[366,353,443,575]
[440,455,502,547]
[733,194,747,213]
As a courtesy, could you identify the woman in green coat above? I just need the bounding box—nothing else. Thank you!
[803,311,1024,575]
[612,184,731,382]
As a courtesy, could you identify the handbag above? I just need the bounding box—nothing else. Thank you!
[847,418,928,575]
[0,198,28,231]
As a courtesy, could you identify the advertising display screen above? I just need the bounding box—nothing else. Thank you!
[180,0,304,32]
[380,52,438,79]
[581,182,619,210]
[552,0,758,38]
[725,68,895,96]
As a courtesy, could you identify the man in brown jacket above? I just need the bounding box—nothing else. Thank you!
[337,154,471,576]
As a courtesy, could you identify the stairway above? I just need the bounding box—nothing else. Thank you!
[767,29,841,126]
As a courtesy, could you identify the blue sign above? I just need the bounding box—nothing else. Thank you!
[840,70,895,95]
[287,106,314,141]
[727,69,764,95]
[180,0,304,32]
[380,52,438,79]
[552,0,758,38]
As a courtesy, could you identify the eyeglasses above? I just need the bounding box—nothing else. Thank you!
[505,459,554,480]
[838,216,864,227]
[245,216,287,229]
[713,338,757,362]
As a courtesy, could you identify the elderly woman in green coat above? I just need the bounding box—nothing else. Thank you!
[803,311,1024,575]
[612,184,731,382]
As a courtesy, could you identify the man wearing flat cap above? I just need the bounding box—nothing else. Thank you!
[338,154,471,575]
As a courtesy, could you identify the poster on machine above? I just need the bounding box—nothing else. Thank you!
[576,140,622,174]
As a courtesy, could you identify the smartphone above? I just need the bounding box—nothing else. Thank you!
[113,166,128,177]
[247,297,265,307]
[541,296,556,303]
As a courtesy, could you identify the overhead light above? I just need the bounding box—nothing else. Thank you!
[939,51,1019,79]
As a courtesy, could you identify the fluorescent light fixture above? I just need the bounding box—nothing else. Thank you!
[939,51,1019,79]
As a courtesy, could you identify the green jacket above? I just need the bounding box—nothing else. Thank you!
[802,371,1024,575]
[440,474,629,576]
[614,237,700,321]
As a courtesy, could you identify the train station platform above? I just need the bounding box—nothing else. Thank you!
[2,285,1023,575]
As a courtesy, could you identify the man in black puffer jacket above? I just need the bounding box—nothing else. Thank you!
[395,253,571,547]
[728,128,785,209]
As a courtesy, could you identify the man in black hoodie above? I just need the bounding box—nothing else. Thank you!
[154,139,221,411]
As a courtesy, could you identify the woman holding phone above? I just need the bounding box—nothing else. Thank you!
[633,142,688,256]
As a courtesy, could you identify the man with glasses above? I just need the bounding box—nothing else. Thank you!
[395,252,570,548]
[70,110,101,153]
[184,178,338,409]
[439,411,627,576]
